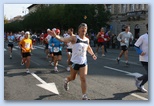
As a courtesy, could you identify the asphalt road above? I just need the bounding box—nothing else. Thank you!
[4,42,148,100]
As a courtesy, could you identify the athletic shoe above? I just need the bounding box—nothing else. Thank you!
[10,55,12,59]
[82,94,90,100]
[21,61,24,65]
[54,67,59,72]
[67,67,70,71]
[135,77,142,89]
[125,62,130,66]
[102,54,105,56]
[64,78,69,91]
[116,58,120,64]
[51,62,54,66]
[95,53,98,56]
[138,86,148,93]
[26,69,30,74]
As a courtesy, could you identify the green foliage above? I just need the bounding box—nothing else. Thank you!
[4,4,111,33]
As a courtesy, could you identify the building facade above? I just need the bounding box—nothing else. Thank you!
[105,4,148,39]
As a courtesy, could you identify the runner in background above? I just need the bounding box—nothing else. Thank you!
[19,31,33,73]
[7,32,15,59]
[49,29,63,72]
[116,25,134,65]
[64,28,74,72]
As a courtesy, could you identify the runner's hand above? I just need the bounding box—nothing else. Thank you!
[141,52,146,56]
[121,40,125,43]
[92,55,97,60]
[22,48,26,52]
[49,30,56,37]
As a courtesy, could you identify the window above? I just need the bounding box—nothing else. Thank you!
[130,4,134,11]
[106,4,112,12]
[121,4,126,13]
[141,4,144,10]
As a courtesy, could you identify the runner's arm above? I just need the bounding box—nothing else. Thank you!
[49,30,75,43]
[87,39,97,60]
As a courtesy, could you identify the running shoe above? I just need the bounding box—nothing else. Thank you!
[125,62,130,66]
[64,78,69,91]
[116,58,120,64]
[95,53,98,56]
[54,67,59,72]
[21,61,24,65]
[10,55,12,59]
[102,54,105,56]
[138,86,148,93]
[82,94,90,100]
[135,77,142,89]
[26,69,30,74]
[51,62,54,66]
[67,67,70,71]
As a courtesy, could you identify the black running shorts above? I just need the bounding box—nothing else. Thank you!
[121,45,128,51]
[70,61,87,70]
[22,52,31,58]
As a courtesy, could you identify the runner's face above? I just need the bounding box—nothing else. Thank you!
[126,27,130,32]
[68,29,72,35]
[25,34,28,39]
[79,26,87,35]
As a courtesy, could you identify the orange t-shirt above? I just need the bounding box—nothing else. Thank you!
[19,38,32,53]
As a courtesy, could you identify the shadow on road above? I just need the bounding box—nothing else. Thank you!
[35,94,57,100]
[92,90,140,100]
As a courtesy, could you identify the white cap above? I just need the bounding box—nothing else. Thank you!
[25,31,30,35]
[47,28,50,31]
[52,28,56,31]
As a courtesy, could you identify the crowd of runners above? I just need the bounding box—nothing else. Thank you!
[4,23,148,100]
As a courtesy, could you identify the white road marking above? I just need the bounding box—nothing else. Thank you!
[131,93,148,100]
[34,46,44,49]
[4,48,17,51]
[104,66,148,100]
[104,66,142,77]
[31,72,59,95]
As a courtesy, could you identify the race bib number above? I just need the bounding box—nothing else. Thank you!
[25,43,30,49]
[54,47,60,52]
[78,47,86,57]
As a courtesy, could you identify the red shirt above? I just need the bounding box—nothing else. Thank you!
[97,32,105,42]
[43,33,48,44]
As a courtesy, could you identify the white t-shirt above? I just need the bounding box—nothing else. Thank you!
[134,33,148,62]
[20,35,24,41]
[46,34,51,43]
[71,35,89,64]
[64,34,73,49]
[63,33,69,38]
[117,31,133,47]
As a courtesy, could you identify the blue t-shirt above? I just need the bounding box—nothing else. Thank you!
[49,37,63,52]
[7,35,15,43]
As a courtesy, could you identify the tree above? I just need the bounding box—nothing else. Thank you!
[4,4,111,34]
[4,16,9,24]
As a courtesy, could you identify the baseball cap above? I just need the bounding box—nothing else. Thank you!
[78,23,88,29]
[55,29,60,34]
[25,31,30,35]
[47,28,50,31]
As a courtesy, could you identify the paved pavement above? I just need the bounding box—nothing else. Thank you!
[4,42,148,100]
